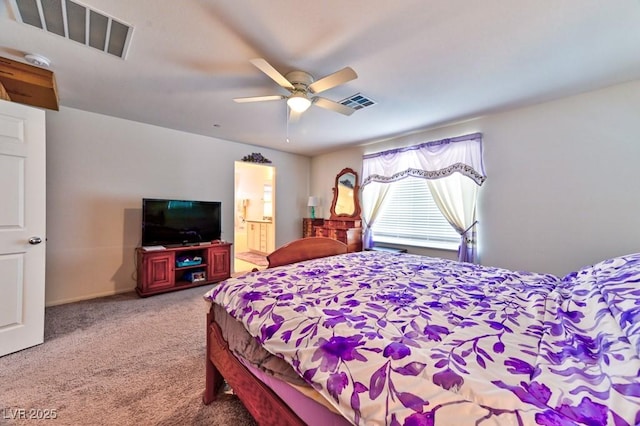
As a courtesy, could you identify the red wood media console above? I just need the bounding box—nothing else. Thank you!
[136,242,231,297]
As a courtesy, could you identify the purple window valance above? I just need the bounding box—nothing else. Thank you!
[362,132,486,186]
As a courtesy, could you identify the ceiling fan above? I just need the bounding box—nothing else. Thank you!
[234,58,358,121]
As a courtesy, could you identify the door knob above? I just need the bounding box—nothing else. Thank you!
[28,236,43,245]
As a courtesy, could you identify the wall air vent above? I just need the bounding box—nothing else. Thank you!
[10,0,133,59]
[340,93,376,110]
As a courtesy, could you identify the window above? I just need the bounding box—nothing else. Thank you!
[371,178,459,250]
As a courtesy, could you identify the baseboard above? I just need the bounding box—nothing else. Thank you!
[45,287,135,307]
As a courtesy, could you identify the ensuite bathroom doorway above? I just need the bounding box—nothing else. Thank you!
[233,161,276,274]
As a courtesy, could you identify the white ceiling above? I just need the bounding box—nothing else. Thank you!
[2,0,640,156]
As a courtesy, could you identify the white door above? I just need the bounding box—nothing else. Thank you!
[0,100,46,357]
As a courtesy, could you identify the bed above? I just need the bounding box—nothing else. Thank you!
[202,237,640,425]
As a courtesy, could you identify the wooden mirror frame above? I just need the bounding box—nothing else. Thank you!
[329,167,361,220]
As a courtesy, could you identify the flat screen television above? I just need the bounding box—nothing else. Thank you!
[142,198,221,246]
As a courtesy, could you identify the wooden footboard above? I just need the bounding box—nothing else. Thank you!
[203,237,348,425]
[203,308,305,426]
[203,308,225,404]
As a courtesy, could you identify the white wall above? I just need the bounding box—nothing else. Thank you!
[45,107,310,305]
[312,79,640,277]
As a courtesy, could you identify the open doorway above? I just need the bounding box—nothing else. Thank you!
[233,161,276,274]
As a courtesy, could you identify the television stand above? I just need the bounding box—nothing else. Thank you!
[135,242,232,297]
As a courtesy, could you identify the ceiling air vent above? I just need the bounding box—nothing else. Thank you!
[340,93,376,111]
[10,0,133,59]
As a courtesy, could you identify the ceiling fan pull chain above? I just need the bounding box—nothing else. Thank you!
[286,105,290,143]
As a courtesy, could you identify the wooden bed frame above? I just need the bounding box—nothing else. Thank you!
[202,237,348,425]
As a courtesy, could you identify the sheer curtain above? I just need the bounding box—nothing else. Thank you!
[426,175,479,262]
[361,133,485,262]
[361,181,390,249]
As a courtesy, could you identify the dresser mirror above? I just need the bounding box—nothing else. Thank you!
[329,167,361,220]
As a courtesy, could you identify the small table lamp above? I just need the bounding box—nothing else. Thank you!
[307,196,318,219]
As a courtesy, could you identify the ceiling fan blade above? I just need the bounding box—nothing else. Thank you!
[308,67,357,94]
[313,97,356,116]
[234,95,285,103]
[249,58,295,91]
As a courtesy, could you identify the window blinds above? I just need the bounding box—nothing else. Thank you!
[372,177,459,245]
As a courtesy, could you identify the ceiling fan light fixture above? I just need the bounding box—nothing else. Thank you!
[287,93,311,113]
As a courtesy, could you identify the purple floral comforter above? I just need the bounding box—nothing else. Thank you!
[205,251,640,425]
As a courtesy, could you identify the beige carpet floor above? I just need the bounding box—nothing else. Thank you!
[0,285,257,426]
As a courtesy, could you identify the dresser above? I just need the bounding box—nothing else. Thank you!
[307,218,362,252]
[307,167,363,253]
[303,218,325,238]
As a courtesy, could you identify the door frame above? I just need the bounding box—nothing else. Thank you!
[233,161,276,273]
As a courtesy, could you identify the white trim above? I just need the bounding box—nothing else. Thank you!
[373,235,458,251]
